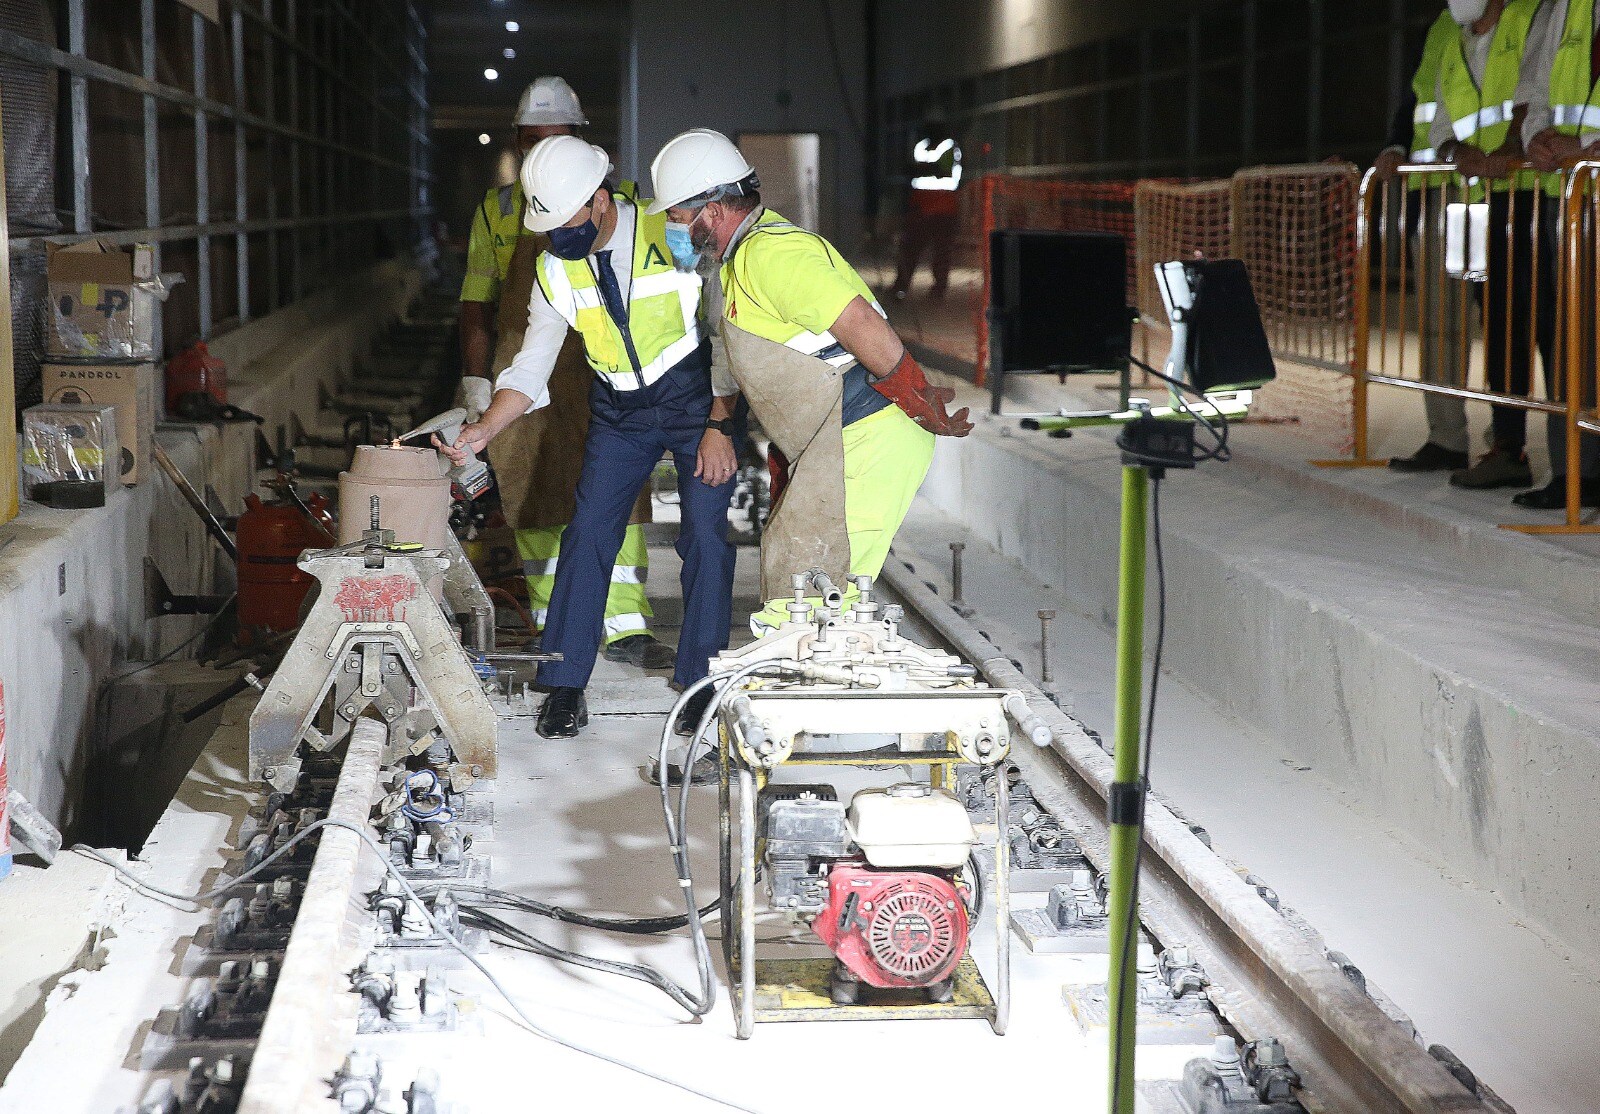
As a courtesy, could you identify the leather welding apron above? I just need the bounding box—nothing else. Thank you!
[721,318,851,600]
[488,233,651,531]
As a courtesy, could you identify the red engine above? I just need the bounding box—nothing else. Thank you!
[811,863,968,990]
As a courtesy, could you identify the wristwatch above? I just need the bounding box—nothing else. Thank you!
[705,417,736,435]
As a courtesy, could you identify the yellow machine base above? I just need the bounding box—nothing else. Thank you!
[750,956,997,1025]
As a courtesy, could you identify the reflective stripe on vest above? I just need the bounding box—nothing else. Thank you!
[1545,0,1599,193]
[911,137,962,191]
[1451,99,1518,141]
[737,219,881,369]
[1439,0,1541,195]
[1410,12,1461,188]
[535,193,702,390]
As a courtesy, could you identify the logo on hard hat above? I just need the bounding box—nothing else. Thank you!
[529,196,550,214]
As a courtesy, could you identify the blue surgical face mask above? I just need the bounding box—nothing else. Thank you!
[664,221,700,271]
[547,213,600,260]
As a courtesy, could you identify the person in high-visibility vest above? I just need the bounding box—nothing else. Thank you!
[649,129,972,721]
[1521,0,1600,507]
[1376,7,1474,474]
[1427,0,1555,492]
[455,77,672,673]
[892,108,963,300]
[441,136,737,739]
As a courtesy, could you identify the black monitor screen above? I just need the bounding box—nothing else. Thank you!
[1187,259,1277,393]
[989,230,1131,374]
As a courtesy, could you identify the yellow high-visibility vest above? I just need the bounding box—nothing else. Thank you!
[1439,0,1542,196]
[1543,0,1598,194]
[534,189,702,391]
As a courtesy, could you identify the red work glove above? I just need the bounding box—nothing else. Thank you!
[870,351,974,437]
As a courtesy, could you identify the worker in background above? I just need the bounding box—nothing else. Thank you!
[440,136,736,739]
[1379,7,1474,475]
[1519,0,1600,507]
[1430,0,1555,492]
[455,77,673,673]
[891,107,962,300]
[649,128,972,730]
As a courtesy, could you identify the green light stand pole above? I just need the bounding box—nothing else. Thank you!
[1106,462,1149,1114]
[1023,400,1245,1114]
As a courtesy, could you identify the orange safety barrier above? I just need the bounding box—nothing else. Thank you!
[973,174,1139,385]
[1550,161,1600,533]
[1326,160,1598,533]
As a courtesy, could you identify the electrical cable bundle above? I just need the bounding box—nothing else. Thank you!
[1120,357,1234,469]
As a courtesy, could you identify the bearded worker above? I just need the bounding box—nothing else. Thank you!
[648,128,973,718]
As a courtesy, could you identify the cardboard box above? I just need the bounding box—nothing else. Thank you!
[47,240,158,360]
[40,362,156,485]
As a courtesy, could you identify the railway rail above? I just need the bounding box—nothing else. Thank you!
[107,533,1507,1114]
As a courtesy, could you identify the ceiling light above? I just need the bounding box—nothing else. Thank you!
[478,133,492,145]
[484,67,498,81]
[505,20,519,32]
[503,47,515,60]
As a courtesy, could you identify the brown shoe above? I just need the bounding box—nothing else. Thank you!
[1450,448,1532,490]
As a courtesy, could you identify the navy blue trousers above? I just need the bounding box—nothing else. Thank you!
[535,354,736,691]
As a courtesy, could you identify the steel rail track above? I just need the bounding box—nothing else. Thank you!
[237,718,387,1114]
[878,555,1497,1114]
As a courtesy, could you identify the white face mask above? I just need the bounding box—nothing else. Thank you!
[1448,0,1488,26]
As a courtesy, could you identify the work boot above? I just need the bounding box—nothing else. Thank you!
[535,686,588,739]
[1512,476,1600,509]
[1450,447,1532,490]
[602,633,676,670]
[673,686,716,738]
[646,743,718,787]
[1388,441,1468,472]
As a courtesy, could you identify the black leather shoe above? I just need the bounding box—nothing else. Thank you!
[1388,441,1469,472]
[536,686,588,739]
[602,633,677,670]
[673,686,716,738]
[1512,476,1600,509]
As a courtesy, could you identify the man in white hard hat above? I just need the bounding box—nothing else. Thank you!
[440,136,737,739]
[649,127,971,639]
[456,76,672,675]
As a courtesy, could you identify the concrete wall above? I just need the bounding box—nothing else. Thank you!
[915,416,1600,954]
[626,0,870,250]
[876,0,1178,97]
[0,257,423,835]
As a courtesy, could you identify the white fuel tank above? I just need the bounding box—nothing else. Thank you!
[847,784,976,870]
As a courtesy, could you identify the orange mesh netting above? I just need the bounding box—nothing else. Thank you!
[1133,180,1233,324]
[1230,164,1359,371]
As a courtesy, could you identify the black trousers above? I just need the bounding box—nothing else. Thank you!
[1482,189,1558,451]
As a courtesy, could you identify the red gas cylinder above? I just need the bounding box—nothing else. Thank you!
[237,492,333,632]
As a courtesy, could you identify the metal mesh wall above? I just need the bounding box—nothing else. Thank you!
[2,0,433,416]
[1,0,58,409]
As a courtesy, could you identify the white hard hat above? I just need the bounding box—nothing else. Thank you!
[514,76,588,127]
[646,128,758,215]
[520,135,612,233]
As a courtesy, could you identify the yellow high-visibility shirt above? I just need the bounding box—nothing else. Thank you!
[460,182,525,304]
[721,208,880,361]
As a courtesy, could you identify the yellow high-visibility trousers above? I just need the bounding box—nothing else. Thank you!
[751,404,935,632]
[517,522,653,644]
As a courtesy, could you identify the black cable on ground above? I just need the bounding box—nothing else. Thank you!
[457,906,707,1017]
[413,881,717,937]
